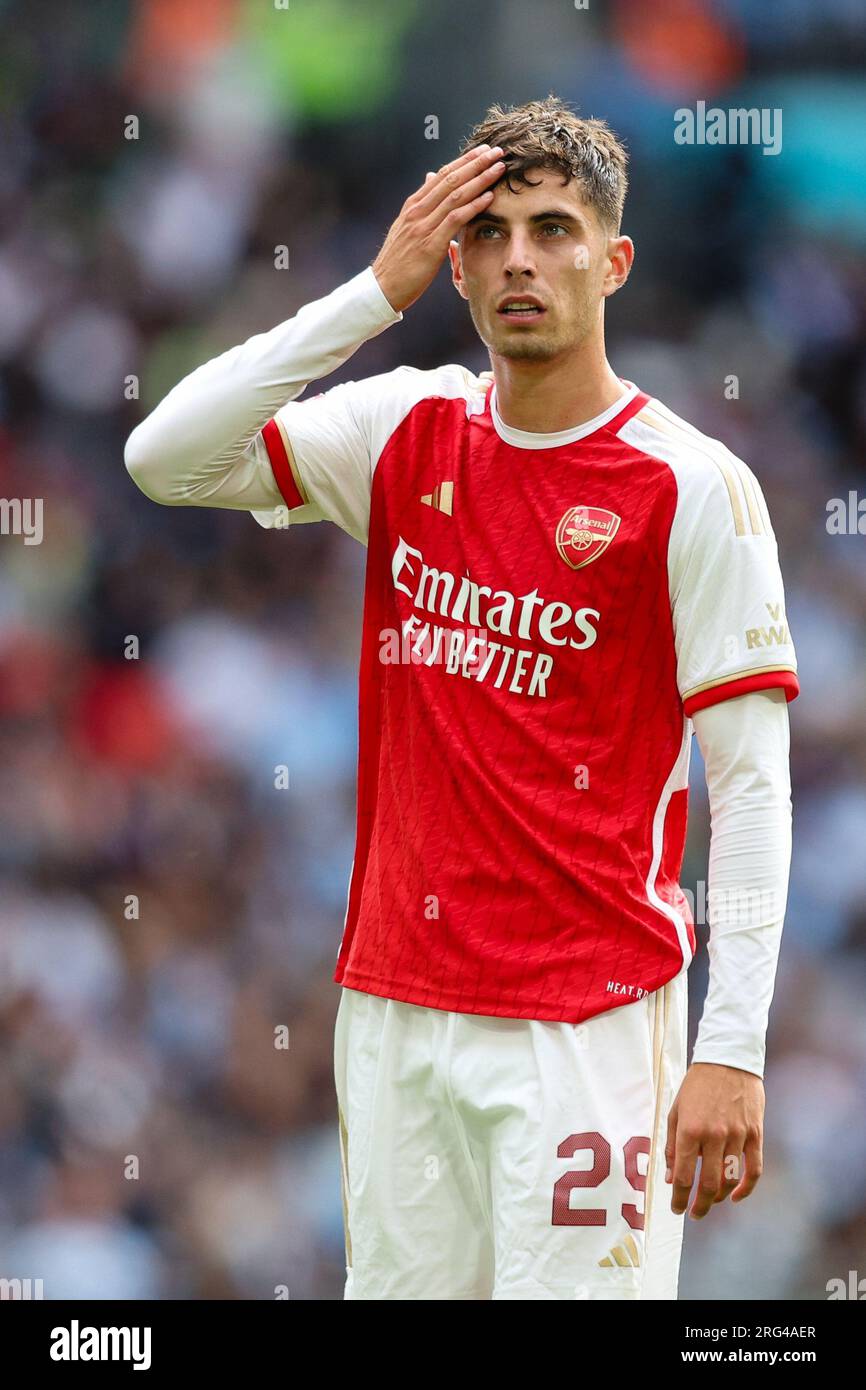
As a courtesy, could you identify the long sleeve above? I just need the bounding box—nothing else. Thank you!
[689,687,793,1079]
[123,266,403,511]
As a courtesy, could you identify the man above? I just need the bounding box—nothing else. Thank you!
[125,96,797,1301]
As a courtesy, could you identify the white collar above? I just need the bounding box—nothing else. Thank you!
[489,379,639,450]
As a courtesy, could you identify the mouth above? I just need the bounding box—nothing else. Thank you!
[496,297,546,324]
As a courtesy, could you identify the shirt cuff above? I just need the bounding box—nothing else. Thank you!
[683,668,799,717]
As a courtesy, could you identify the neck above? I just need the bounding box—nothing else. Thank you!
[490,333,624,434]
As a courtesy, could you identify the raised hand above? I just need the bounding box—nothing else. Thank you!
[372,145,506,313]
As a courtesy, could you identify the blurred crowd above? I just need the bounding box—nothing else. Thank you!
[0,0,864,1299]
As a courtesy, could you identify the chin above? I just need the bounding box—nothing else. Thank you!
[496,337,560,362]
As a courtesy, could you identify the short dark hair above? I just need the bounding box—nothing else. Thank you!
[459,94,628,233]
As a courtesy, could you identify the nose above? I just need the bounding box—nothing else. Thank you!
[502,230,537,279]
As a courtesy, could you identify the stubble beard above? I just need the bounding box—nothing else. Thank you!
[471,296,594,364]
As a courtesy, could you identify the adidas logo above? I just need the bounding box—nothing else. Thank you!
[598,1233,641,1268]
[420,481,454,516]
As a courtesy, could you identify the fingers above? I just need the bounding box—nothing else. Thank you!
[669,1121,700,1217]
[671,1134,761,1218]
[671,1166,698,1216]
[409,147,485,206]
[664,1101,684,1205]
[446,157,506,213]
[731,1131,763,1203]
[713,1148,744,1204]
[431,144,503,186]
[688,1138,725,1219]
[440,183,501,235]
[413,145,505,217]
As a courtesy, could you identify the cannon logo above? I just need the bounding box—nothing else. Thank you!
[556,506,620,571]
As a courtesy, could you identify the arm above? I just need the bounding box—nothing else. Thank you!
[692,686,792,1078]
[665,687,792,1220]
[124,145,505,515]
[123,267,403,511]
[658,435,799,1220]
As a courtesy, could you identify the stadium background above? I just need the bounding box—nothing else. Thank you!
[0,0,864,1300]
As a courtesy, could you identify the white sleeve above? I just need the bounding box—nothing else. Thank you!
[669,449,799,717]
[123,266,402,528]
[690,687,792,1079]
[256,361,486,543]
[254,369,408,543]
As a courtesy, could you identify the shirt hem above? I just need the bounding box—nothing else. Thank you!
[334,963,684,1023]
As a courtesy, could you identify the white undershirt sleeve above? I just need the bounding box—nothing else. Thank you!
[123,266,402,512]
[690,687,793,1079]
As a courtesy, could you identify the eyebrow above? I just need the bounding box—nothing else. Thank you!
[466,207,585,229]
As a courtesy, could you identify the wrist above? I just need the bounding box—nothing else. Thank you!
[370,262,401,314]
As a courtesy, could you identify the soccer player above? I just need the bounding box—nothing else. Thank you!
[124,96,797,1301]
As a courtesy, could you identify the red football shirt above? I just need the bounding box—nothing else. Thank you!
[257,364,798,1023]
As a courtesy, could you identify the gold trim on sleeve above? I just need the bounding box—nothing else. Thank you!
[713,454,748,536]
[682,665,798,701]
[635,404,771,537]
[739,465,765,536]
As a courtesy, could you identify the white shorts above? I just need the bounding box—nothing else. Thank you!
[334,970,689,1300]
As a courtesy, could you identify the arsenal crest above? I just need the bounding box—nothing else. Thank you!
[555,506,621,570]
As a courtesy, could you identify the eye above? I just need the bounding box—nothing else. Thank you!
[476,224,501,239]
[541,223,568,236]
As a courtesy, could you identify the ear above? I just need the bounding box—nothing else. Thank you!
[602,235,634,299]
[449,238,469,301]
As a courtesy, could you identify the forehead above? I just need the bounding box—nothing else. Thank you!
[469,165,599,229]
